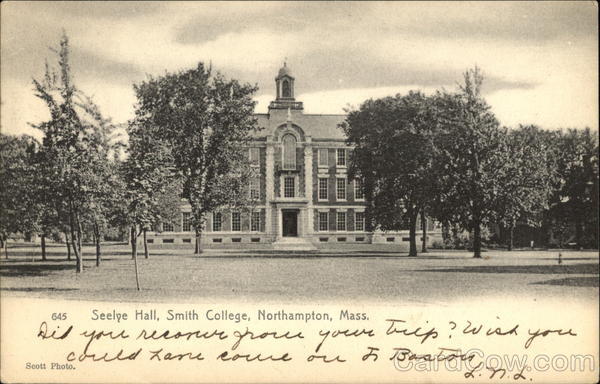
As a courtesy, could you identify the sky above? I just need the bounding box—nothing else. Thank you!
[1,1,598,138]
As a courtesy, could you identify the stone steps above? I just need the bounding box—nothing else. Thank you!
[272,237,317,251]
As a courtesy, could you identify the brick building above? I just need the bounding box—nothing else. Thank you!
[148,63,442,250]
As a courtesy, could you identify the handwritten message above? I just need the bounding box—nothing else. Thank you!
[33,309,586,382]
[2,298,597,383]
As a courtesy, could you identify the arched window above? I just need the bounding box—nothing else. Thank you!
[282,134,296,170]
[282,79,291,98]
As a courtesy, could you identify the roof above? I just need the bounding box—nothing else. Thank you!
[252,112,347,140]
[276,63,294,79]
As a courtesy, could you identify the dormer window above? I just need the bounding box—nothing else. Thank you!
[282,134,296,170]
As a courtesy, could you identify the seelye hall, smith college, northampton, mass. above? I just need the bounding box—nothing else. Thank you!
[147,63,442,250]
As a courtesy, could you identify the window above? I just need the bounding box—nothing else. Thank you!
[249,147,260,166]
[282,134,296,170]
[337,211,346,231]
[282,79,291,98]
[318,178,328,200]
[318,148,329,167]
[162,222,173,232]
[251,211,260,231]
[250,177,260,199]
[354,178,364,200]
[284,177,295,198]
[212,212,222,232]
[231,212,241,231]
[319,212,328,231]
[337,148,346,167]
[182,212,192,232]
[336,178,346,200]
[355,212,365,231]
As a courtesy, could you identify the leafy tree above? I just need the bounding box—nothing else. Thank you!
[341,91,437,256]
[547,128,599,248]
[122,122,175,289]
[0,134,39,258]
[31,33,115,272]
[494,125,559,250]
[76,96,124,266]
[131,63,259,254]
[430,67,507,258]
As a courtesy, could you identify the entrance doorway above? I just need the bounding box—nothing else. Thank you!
[282,210,298,237]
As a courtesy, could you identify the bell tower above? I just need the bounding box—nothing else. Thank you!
[270,61,303,110]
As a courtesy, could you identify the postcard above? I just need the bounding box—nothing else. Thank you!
[1,1,598,383]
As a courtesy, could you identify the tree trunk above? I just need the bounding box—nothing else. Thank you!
[131,226,141,291]
[41,235,47,261]
[95,225,101,267]
[77,220,82,256]
[71,232,82,273]
[508,224,514,251]
[143,229,149,259]
[65,232,72,260]
[408,212,418,257]
[575,218,583,248]
[473,222,482,258]
[70,211,83,273]
[2,239,7,259]
[421,210,428,253]
[195,228,202,254]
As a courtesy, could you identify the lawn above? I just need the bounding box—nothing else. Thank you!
[0,242,598,304]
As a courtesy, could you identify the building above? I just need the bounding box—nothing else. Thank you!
[148,63,442,250]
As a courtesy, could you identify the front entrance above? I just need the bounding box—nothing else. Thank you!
[282,210,298,237]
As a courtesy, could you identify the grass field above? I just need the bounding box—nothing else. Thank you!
[0,242,598,304]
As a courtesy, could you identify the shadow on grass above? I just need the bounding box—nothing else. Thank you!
[0,287,78,292]
[193,253,467,259]
[0,263,77,277]
[532,277,599,287]
[410,263,599,275]
[539,257,599,261]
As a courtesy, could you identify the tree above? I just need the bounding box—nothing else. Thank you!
[341,91,437,256]
[123,122,175,289]
[77,95,124,267]
[131,63,259,254]
[31,32,115,272]
[493,125,559,250]
[430,67,507,258]
[0,134,39,258]
[547,128,599,248]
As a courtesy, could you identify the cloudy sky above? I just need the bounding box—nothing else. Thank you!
[1,1,598,138]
